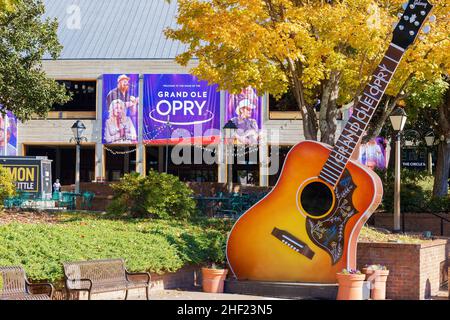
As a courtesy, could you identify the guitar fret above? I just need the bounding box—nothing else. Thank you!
[330,151,348,165]
[339,139,357,149]
[323,165,341,176]
[342,126,363,137]
[384,54,399,64]
[363,91,380,103]
[322,166,340,179]
[350,115,367,127]
[373,69,392,84]
[326,160,345,172]
[359,98,376,111]
[334,145,352,158]
[378,63,394,75]
[319,173,336,185]
[390,43,405,53]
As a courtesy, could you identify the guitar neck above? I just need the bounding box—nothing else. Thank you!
[319,43,406,187]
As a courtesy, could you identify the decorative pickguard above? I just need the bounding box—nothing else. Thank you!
[306,170,358,265]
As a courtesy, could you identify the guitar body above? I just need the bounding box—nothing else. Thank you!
[226,140,383,283]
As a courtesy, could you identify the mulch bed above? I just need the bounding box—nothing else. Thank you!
[0,210,60,225]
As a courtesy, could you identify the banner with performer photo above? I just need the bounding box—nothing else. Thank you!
[358,137,387,170]
[225,87,262,145]
[102,74,139,144]
[143,74,221,144]
[0,110,18,156]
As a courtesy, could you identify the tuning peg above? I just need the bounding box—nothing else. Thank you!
[423,25,431,34]
[402,2,408,10]
[429,15,436,23]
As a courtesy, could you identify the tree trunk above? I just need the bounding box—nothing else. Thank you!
[287,58,318,141]
[319,71,340,146]
[432,87,450,197]
[432,140,450,197]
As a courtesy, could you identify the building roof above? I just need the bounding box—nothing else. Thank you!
[42,0,188,60]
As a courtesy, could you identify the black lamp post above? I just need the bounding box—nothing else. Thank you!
[70,120,87,194]
[424,132,435,175]
[389,107,407,233]
[223,120,238,193]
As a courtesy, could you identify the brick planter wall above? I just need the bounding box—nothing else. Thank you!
[370,212,450,237]
[357,240,448,300]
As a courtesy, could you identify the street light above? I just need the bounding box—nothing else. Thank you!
[424,132,435,175]
[70,120,87,194]
[223,120,238,193]
[389,107,407,233]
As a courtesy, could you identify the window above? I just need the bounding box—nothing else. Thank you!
[269,90,298,112]
[53,81,97,112]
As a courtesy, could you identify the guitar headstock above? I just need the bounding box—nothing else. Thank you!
[392,0,434,50]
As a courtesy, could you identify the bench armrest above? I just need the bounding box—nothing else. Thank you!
[125,271,151,285]
[65,278,93,291]
[26,282,55,299]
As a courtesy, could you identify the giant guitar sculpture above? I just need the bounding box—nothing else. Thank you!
[227,0,434,283]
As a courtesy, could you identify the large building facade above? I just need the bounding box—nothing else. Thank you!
[17,0,345,187]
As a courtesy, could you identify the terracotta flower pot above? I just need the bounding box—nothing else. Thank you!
[201,268,228,293]
[363,268,389,300]
[336,273,366,300]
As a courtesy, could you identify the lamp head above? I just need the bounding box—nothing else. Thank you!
[424,132,435,147]
[389,108,408,132]
[71,120,86,140]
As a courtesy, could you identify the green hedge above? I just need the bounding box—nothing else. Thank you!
[376,169,450,213]
[0,214,233,282]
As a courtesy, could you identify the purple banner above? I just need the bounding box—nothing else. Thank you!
[102,74,139,144]
[358,137,387,170]
[225,86,262,145]
[0,110,18,156]
[143,74,221,144]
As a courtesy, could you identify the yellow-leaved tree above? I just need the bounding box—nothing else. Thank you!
[0,0,17,12]
[166,0,449,145]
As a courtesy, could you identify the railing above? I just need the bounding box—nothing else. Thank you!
[427,212,450,237]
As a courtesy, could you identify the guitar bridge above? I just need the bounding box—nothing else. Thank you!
[271,227,315,260]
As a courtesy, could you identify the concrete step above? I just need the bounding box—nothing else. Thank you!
[224,279,339,300]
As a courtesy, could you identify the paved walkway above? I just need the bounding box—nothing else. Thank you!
[148,289,283,300]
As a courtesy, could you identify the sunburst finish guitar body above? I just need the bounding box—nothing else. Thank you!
[227,141,382,283]
[226,0,434,283]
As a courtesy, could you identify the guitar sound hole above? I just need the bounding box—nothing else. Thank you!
[300,182,334,217]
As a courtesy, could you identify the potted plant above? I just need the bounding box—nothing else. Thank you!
[362,264,389,300]
[336,269,366,300]
[201,262,229,293]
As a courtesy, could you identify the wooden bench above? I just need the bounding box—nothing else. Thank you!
[63,259,151,300]
[0,266,54,300]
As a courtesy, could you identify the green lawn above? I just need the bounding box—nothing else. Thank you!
[0,213,233,283]
[0,211,429,284]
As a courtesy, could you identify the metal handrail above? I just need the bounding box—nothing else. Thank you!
[426,211,450,236]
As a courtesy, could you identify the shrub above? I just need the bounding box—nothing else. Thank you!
[0,165,16,208]
[107,170,196,220]
[375,168,448,213]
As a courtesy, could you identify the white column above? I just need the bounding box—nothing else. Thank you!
[95,76,104,180]
[136,75,145,175]
[218,90,227,183]
[259,93,269,187]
